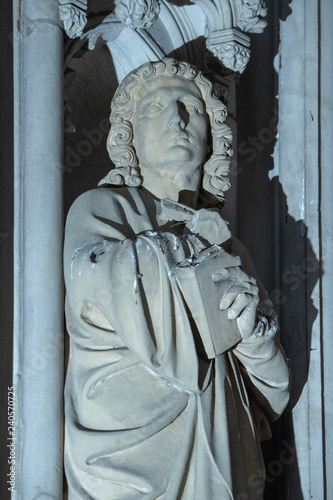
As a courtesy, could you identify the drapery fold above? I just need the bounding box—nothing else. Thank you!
[64,187,290,499]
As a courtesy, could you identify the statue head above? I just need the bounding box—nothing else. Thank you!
[99,58,233,203]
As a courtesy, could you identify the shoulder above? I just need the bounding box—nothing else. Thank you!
[68,186,132,208]
[64,187,141,256]
[66,187,139,220]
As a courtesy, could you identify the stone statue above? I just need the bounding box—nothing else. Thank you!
[64,58,290,499]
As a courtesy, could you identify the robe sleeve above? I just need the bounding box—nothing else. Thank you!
[64,188,211,394]
[232,333,291,425]
[225,236,291,423]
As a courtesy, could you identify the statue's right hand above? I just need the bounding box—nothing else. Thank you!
[185,209,231,246]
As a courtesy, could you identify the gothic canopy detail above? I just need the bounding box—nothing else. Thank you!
[59,0,267,74]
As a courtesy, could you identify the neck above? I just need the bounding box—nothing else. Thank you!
[140,165,200,209]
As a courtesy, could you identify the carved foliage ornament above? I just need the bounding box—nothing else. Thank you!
[114,0,161,30]
[59,0,267,75]
[59,0,88,39]
[194,0,266,72]
[238,0,267,33]
[59,0,161,38]
[207,28,251,74]
[210,41,251,74]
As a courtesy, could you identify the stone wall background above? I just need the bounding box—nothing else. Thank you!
[2,0,332,498]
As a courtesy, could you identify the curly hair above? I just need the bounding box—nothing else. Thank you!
[99,58,233,202]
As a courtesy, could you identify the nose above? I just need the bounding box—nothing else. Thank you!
[168,101,189,129]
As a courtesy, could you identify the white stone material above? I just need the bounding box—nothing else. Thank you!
[64,59,290,499]
[13,0,64,498]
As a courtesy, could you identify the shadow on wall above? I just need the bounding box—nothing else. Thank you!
[280,0,293,22]
[237,1,318,499]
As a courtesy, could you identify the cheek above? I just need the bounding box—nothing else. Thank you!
[133,124,149,152]
[195,129,208,153]
[136,121,160,144]
[192,116,208,138]
[194,121,208,160]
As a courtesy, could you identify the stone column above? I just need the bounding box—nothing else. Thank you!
[13,0,64,498]
[274,0,332,497]
[320,1,333,497]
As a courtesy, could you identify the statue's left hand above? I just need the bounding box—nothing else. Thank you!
[213,267,260,341]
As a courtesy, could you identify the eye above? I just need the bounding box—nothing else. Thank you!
[185,103,199,113]
[143,101,165,117]
[183,100,204,114]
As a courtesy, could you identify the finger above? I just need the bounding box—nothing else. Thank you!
[220,288,248,310]
[212,267,256,284]
[224,281,253,293]
[228,293,258,320]
[225,282,258,297]
[213,267,245,281]
[219,283,258,310]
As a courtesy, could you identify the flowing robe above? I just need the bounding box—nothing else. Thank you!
[64,186,290,500]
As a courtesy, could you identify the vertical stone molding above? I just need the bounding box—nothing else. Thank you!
[320,1,333,498]
[13,0,64,498]
[272,0,333,497]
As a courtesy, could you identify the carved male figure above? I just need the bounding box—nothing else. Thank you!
[64,58,290,499]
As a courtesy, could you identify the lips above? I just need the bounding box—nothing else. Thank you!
[167,133,189,142]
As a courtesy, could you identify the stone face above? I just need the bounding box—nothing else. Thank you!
[64,59,290,498]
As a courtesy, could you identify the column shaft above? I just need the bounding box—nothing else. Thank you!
[13,0,64,497]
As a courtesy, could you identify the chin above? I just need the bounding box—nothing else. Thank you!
[167,146,206,167]
[166,145,193,161]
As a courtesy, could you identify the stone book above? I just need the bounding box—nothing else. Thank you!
[174,246,242,358]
